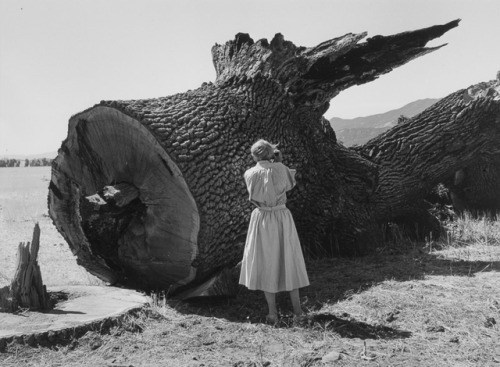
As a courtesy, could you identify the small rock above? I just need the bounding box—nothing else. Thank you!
[485,317,496,328]
[449,336,459,343]
[47,331,56,342]
[191,340,202,348]
[322,351,341,362]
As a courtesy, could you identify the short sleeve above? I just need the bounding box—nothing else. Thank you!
[281,164,296,192]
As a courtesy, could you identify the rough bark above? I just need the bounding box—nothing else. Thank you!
[0,224,51,312]
[357,79,500,233]
[48,20,470,294]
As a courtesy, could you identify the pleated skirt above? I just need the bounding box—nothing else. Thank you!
[239,205,310,293]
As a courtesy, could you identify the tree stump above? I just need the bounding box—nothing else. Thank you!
[0,223,51,312]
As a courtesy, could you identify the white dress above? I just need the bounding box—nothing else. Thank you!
[239,160,310,293]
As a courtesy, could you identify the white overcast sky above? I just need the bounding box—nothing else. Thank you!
[1,0,499,156]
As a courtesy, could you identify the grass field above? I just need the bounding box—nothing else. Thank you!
[0,167,101,287]
[1,167,499,366]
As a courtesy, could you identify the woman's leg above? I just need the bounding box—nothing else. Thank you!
[264,291,278,321]
[289,289,303,316]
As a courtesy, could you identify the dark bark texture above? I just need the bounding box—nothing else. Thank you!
[47,20,499,295]
[356,79,500,235]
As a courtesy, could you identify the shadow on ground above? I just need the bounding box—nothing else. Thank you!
[163,242,500,339]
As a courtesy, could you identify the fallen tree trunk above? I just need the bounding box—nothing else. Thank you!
[357,78,500,231]
[48,20,485,294]
[0,224,51,312]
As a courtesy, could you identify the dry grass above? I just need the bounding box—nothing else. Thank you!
[0,167,103,288]
[1,168,500,366]
[432,212,500,262]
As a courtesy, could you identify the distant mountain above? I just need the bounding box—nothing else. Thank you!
[0,151,58,160]
[330,98,439,146]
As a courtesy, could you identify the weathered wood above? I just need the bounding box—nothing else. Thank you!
[0,224,51,312]
[47,21,482,295]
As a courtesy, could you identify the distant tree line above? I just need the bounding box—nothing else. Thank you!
[0,158,53,167]
[0,159,21,167]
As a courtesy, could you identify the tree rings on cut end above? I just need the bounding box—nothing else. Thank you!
[49,106,199,290]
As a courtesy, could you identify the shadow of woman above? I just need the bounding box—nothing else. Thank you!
[297,313,411,340]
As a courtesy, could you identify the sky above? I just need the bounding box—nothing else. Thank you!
[1,0,499,156]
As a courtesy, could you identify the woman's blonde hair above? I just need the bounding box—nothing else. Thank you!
[250,139,278,161]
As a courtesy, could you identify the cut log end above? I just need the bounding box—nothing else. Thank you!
[48,107,200,290]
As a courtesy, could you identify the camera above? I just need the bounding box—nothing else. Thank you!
[273,150,282,162]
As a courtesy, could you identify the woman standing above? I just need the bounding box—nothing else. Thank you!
[239,139,309,324]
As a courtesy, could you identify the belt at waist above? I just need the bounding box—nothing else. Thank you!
[257,204,287,212]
